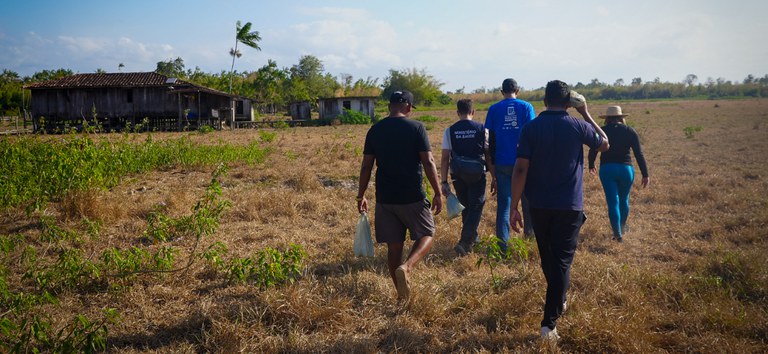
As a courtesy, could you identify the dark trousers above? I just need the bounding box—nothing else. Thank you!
[452,174,486,248]
[530,208,586,329]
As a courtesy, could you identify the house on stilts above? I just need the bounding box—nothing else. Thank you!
[24,72,254,132]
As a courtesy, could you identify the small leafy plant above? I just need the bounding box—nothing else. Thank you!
[475,235,529,288]
[683,125,702,139]
[197,124,215,134]
[259,130,277,143]
[475,236,506,288]
[226,244,306,288]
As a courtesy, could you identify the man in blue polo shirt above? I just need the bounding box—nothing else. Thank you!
[484,78,536,252]
[509,80,609,341]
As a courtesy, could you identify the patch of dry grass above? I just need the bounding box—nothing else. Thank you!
[1,99,767,352]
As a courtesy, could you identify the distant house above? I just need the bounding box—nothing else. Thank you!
[318,96,377,121]
[24,72,254,132]
[289,101,311,121]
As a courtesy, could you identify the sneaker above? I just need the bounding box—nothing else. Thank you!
[612,235,623,242]
[395,265,410,300]
[541,326,560,341]
[454,244,468,257]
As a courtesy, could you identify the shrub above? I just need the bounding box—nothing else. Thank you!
[272,120,289,129]
[437,93,452,105]
[259,130,277,143]
[339,109,371,125]
[226,244,306,288]
[475,235,530,288]
[683,125,702,139]
[0,308,117,353]
[197,124,215,134]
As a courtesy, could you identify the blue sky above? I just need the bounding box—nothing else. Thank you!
[1,0,766,92]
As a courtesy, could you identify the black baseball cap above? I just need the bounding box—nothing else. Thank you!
[389,90,416,108]
[501,78,519,93]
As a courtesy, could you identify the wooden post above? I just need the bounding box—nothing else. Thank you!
[197,90,201,130]
[177,92,182,131]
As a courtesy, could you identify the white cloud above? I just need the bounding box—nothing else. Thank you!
[273,8,401,76]
[58,35,106,54]
[296,6,370,21]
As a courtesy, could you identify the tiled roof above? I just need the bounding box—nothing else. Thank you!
[24,72,192,89]
[24,72,246,99]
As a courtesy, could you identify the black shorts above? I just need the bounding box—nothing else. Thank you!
[374,199,436,243]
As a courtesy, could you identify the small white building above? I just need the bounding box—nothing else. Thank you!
[318,96,377,121]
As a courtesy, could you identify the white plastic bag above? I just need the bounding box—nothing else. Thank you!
[353,212,374,257]
[446,191,465,220]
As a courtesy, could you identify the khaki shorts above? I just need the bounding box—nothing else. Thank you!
[374,199,436,243]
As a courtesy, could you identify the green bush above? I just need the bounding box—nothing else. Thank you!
[683,125,702,139]
[475,235,530,288]
[272,120,289,129]
[437,93,452,105]
[197,125,215,134]
[259,130,277,143]
[339,109,371,125]
[226,244,306,288]
[0,308,116,353]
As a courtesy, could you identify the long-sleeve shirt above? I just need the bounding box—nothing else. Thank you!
[588,123,649,177]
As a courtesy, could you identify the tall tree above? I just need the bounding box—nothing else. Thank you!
[155,57,186,78]
[684,74,698,86]
[382,68,444,106]
[229,20,261,93]
[0,69,23,115]
[287,55,338,101]
[252,59,288,107]
[26,69,73,83]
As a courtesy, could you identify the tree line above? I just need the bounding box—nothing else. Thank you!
[482,74,768,103]
[2,62,767,117]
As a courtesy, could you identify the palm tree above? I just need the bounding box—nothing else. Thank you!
[229,20,261,93]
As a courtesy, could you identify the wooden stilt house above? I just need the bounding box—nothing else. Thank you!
[24,72,253,132]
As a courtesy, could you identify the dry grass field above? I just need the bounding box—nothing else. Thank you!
[1,98,767,353]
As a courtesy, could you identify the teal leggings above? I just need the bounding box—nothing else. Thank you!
[599,163,634,238]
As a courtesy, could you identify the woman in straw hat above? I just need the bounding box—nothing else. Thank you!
[588,106,649,242]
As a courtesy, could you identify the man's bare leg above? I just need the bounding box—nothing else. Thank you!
[388,236,433,300]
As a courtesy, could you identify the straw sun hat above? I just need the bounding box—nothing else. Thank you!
[599,105,629,118]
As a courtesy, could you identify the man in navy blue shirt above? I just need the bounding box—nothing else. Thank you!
[509,80,609,341]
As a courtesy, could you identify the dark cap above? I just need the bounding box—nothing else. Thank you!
[501,78,519,93]
[389,90,416,107]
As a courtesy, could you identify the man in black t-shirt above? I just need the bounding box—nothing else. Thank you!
[357,90,443,302]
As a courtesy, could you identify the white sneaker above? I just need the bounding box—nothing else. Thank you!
[541,326,560,341]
